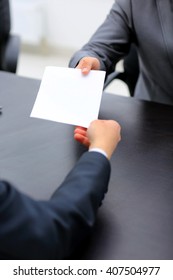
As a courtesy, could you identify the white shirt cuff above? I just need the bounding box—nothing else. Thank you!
[89,148,108,159]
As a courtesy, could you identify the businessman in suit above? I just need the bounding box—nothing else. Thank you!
[69,0,173,105]
[0,119,121,260]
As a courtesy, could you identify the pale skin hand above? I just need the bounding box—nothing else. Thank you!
[76,57,100,75]
[74,120,121,159]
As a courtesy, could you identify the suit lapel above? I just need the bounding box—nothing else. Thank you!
[156,0,173,67]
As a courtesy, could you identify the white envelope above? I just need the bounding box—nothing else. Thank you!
[30,66,106,127]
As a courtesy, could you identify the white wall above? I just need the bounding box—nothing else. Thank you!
[10,0,114,51]
[45,0,114,50]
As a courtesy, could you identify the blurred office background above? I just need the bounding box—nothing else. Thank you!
[10,0,129,96]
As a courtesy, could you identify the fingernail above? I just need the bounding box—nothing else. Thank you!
[82,68,88,73]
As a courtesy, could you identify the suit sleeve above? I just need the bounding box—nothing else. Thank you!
[0,152,110,259]
[69,0,134,75]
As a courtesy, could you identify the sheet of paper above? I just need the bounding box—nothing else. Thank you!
[30,66,106,127]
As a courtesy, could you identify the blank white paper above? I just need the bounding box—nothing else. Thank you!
[30,66,106,127]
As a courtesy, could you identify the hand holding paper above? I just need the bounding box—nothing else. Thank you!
[30,67,106,127]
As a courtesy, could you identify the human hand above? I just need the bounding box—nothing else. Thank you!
[87,120,121,159]
[76,57,100,75]
[74,120,121,159]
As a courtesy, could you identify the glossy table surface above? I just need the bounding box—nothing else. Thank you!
[0,71,173,259]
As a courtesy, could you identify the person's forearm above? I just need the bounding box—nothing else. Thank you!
[50,151,110,258]
[0,152,110,259]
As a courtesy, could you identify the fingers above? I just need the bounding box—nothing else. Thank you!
[76,57,100,75]
[74,126,90,147]
[74,133,90,147]
[74,127,87,137]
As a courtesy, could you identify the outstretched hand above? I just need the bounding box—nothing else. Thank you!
[74,120,121,159]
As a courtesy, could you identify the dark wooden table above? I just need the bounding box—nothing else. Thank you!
[0,71,173,259]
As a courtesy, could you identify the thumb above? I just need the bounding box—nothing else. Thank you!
[76,57,92,75]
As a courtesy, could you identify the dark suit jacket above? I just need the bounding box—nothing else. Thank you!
[0,151,110,259]
[69,0,173,105]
